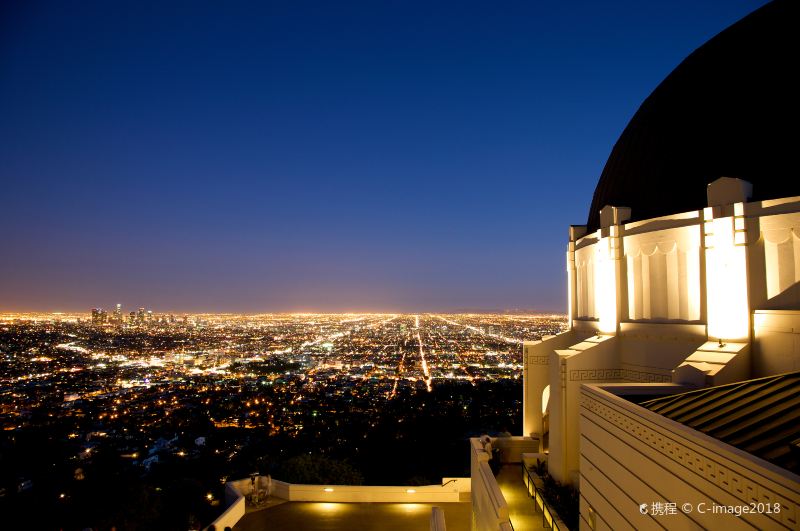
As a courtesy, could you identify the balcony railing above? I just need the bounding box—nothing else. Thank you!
[521,461,567,531]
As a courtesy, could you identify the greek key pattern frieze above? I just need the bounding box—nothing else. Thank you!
[581,393,798,528]
[526,356,550,365]
[569,369,622,381]
[620,369,671,383]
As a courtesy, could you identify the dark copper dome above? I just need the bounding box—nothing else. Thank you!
[587,0,800,231]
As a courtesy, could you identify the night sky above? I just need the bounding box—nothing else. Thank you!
[0,1,767,313]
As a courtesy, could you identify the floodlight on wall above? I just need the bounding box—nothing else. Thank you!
[542,385,550,415]
[596,239,618,334]
[705,206,749,341]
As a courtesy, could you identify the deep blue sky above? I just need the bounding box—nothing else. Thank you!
[0,0,767,313]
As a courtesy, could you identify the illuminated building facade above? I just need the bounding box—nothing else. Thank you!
[520,177,800,529]
[515,1,800,529]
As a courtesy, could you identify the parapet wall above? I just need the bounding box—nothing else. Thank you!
[211,473,468,530]
[579,384,800,530]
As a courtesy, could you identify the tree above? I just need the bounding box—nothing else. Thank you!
[277,454,363,485]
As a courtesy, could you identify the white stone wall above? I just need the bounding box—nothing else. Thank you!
[579,384,800,531]
[283,482,460,503]
[750,207,800,310]
[205,494,245,531]
[623,223,702,322]
[523,331,590,439]
[569,194,800,372]
[575,238,599,320]
[470,438,512,531]
[753,310,800,377]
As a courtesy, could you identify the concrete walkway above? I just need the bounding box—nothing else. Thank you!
[496,465,546,531]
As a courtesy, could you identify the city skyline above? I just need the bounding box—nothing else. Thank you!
[2,307,568,317]
[0,1,769,313]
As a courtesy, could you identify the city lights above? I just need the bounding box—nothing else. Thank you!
[0,309,566,526]
[0,311,566,437]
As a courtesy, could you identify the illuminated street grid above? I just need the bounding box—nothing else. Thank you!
[0,311,565,465]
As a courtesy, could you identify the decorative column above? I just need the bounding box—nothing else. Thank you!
[704,178,752,342]
[597,206,630,334]
[567,225,587,329]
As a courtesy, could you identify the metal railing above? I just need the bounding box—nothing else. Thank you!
[521,462,566,531]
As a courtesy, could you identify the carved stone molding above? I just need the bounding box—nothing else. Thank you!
[581,392,798,528]
[620,369,671,383]
[526,356,550,365]
[569,369,622,381]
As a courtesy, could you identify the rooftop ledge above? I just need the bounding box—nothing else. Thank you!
[208,474,471,530]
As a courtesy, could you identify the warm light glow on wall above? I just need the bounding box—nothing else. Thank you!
[705,209,749,340]
[567,248,575,327]
[314,502,343,513]
[541,385,550,414]
[595,239,617,333]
